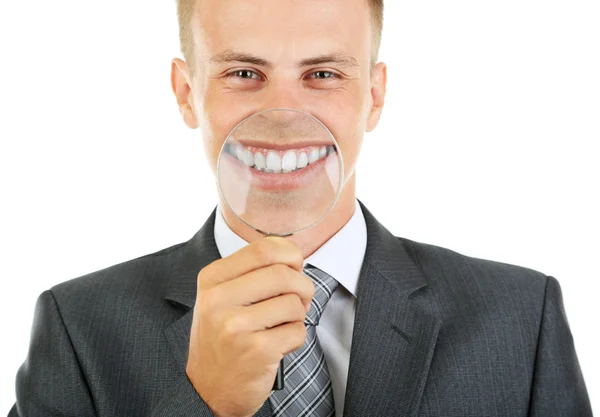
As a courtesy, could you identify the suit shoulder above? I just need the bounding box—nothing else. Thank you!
[49,241,188,304]
[397,236,550,297]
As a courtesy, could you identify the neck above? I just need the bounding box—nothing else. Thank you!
[219,173,357,259]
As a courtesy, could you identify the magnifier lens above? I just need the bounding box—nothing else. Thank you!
[216,109,344,236]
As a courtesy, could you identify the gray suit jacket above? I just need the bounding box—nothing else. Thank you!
[9,200,592,416]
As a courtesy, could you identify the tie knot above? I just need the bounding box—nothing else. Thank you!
[303,263,339,326]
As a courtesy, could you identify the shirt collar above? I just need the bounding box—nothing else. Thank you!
[213,199,367,297]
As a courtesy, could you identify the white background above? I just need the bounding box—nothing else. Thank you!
[0,0,598,412]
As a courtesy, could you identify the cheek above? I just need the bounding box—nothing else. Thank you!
[198,90,257,173]
[311,93,366,174]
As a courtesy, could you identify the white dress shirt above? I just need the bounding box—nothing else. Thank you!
[213,199,367,417]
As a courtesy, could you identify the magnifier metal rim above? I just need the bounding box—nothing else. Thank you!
[216,107,345,237]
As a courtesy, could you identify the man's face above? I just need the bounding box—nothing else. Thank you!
[173,0,386,187]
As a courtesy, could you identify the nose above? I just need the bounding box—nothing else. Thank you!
[257,77,305,114]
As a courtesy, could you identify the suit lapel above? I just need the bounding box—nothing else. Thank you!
[343,202,441,417]
[162,208,273,417]
[163,208,220,368]
[163,208,222,310]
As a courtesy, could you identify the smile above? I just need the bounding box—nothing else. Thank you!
[224,143,337,174]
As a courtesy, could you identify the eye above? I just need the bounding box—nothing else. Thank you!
[308,71,340,80]
[226,70,262,80]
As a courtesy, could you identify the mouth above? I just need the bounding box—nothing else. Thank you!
[223,142,337,174]
[219,141,341,193]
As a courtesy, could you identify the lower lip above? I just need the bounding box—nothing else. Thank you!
[220,150,338,192]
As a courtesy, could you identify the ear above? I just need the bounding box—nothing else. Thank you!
[171,58,199,129]
[365,62,387,132]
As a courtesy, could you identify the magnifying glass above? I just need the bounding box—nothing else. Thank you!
[216,108,344,389]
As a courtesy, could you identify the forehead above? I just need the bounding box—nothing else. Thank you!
[192,0,372,62]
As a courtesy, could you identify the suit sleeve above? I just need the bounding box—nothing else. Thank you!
[150,375,272,417]
[528,276,593,416]
[150,375,218,417]
[8,290,96,417]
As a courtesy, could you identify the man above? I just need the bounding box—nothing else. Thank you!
[9,0,592,416]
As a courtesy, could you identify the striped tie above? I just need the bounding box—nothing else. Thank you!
[268,263,339,417]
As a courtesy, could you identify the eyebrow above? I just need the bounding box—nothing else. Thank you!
[208,49,360,69]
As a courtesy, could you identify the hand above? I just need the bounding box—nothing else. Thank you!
[186,236,315,417]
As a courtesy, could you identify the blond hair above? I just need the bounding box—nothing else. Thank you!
[176,0,384,72]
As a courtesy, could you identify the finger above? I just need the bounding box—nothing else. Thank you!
[218,264,315,311]
[197,236,304,291]
[238,293,307,332]
[255,321,308,359]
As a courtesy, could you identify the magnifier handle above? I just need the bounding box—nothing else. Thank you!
[260,234,285,391]
[272,358,285,390]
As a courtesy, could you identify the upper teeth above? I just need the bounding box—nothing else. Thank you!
[227,144,335,173]
[266,151,282,173]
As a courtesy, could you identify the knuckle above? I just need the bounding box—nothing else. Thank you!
[196,295,210,317]
[196,262,220,287]
[281,291,298,303]
[292,322,307,345]
[277,294,305,322]
[206,284,224,304]
[254,240,275,264]
[286,294,305,318]
[199,261,218,278]
[250,333,269,353]
[222,313,245,337]
[280,240,303,267]
[197,286,220,313]
[289,247,304,268]
[295,320,307,333]
[294,297,307,317]
[304,276,316,297]
[196,266,209,289]
[269,263,290,279]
